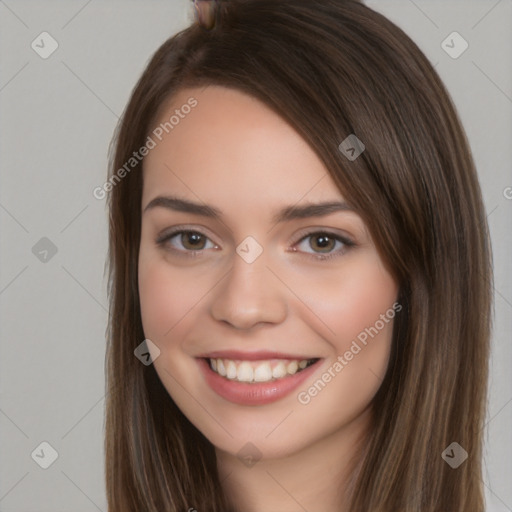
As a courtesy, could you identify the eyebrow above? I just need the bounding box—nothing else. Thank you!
[143,195,353,224]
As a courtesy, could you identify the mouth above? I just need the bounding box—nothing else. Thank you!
[204,357,319,384]
[196,353,322,406]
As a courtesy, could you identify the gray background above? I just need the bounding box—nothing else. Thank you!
[0,0,510,510]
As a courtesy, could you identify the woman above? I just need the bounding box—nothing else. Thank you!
[104,1,492,510]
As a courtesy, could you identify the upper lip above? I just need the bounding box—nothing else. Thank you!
[197,350,318,361]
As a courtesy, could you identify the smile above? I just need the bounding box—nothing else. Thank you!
[197,353,322,405]
[207,357,318,383]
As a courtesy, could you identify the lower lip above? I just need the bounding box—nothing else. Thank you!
[197,358,321,406]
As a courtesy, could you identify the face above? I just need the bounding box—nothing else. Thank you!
[138,85,399,460]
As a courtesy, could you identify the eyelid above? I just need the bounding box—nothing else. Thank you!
[287,228,355,260]
[155,224,219,245]
[155,225,220,258]
[289,227,355,247]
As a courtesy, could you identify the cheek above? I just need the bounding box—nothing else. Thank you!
[139,259,172,339]
[290,253,398,406]
[294,255,398,413]
[330,266,397,355]
[291,253,398,348]
[138,253,204,342]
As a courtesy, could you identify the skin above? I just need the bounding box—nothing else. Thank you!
[138,85,399,512]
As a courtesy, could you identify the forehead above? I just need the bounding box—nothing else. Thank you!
[142,85,344,209]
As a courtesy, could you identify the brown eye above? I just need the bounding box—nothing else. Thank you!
[293,230,355,260]
[309,233,336,253]
[180,231,207,250]
[156,229,217,254]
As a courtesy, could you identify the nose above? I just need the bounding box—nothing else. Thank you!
[209,252,288,330]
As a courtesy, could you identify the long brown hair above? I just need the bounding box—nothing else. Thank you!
[104,1,493,510]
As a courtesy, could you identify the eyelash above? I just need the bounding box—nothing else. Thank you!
[155,227,355,261]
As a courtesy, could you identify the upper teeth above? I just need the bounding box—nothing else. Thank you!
[209,358,314,383]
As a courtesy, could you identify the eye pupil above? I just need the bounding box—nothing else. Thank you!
[311,234,335,253]
[182,232,205,250]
